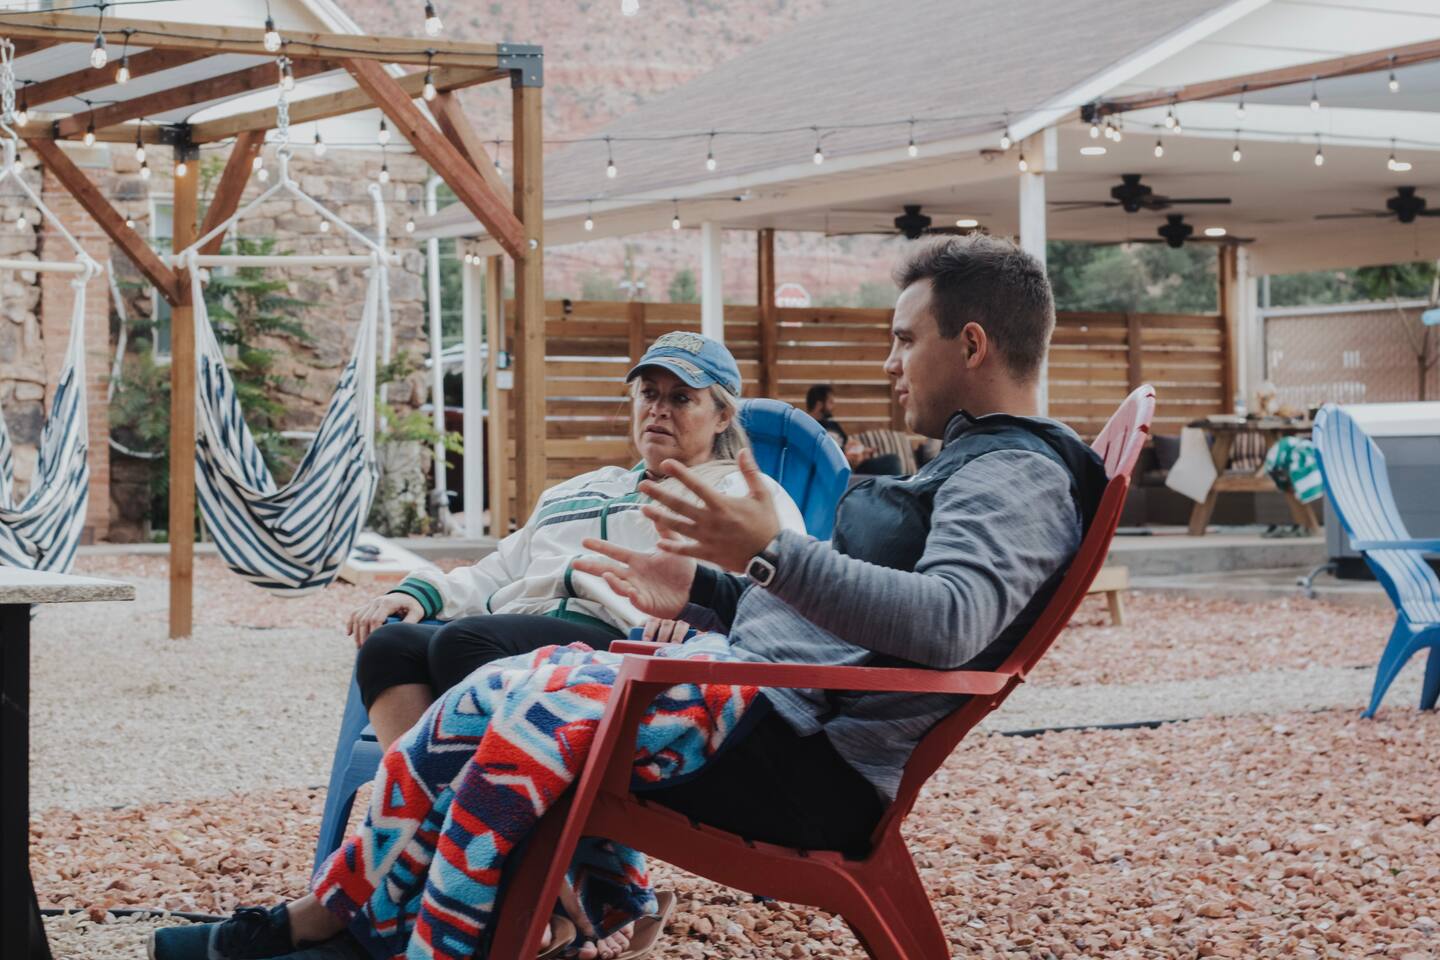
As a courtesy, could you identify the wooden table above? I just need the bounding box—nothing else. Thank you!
[1,568,133,959]
[1186,417,1319,537]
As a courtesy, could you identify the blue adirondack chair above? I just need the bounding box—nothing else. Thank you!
[1312,404,1440,717]
[312,398,852,870]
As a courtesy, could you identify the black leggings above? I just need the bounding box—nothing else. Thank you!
[355,614,621,709]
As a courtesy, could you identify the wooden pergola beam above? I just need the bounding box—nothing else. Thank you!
[1097,37,1440,117]
[24,136,180,305]
[56,59,336,139]
[198,129,265,256]
[189,64,503,143]
[22,49,208,111]
[431,90,512,212]
[344,58,526,261]
[0,12,504,67]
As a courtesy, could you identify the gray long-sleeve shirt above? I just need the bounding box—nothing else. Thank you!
[684,446,1082,801]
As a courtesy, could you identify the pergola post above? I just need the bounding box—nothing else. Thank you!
[1018,130,1052,416]
[1218,244,1251,412]
[512,82,546,516]
[700,221,724,342]
[168,144,200,639]
[757,228,777,399]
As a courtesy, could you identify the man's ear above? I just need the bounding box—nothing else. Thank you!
[962,321,989,369]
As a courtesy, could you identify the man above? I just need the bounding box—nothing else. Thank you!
[804,382,896,474]
[576,234,1107,854]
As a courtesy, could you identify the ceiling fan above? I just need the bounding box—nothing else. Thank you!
[1052,174,1232,214]
[1316,186,1440,224]
[826,205,982,240]
[1115,214,1254,249]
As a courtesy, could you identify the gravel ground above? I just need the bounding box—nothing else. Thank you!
[37,706,1440,959]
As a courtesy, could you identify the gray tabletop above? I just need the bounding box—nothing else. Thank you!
[0,567,134,605]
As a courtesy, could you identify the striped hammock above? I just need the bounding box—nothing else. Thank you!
[0,276,90,572]
[192,262,382,594]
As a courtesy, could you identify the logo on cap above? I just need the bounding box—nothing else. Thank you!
[652,332,706,355]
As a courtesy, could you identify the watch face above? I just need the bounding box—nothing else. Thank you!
[747,555,776,585]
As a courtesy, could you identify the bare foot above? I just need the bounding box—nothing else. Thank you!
[575,922,634,960]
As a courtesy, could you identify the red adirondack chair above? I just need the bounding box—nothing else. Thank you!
[490,386,1156,960]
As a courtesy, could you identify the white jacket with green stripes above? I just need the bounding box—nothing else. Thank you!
[391,459,806,634]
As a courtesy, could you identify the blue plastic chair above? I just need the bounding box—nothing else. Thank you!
[313,399,852,871]
[1313,404,1440,717]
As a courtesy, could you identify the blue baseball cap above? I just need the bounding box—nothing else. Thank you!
[626,331,742,396]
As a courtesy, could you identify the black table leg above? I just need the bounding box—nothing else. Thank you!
[1,602,51,960]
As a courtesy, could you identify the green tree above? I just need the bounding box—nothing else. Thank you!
[855,280,896,309]
[1046,240,1216,313]
[580,270,622,301]
[667,267,699,303]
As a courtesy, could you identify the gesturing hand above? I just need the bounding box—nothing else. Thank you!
[573,538,696,619]
[640,448,781,573]
[347,592,422,647]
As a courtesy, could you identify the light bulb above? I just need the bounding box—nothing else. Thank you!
[115,58,130,84]
[705,152,716,171]
[377,119,390,146]
[139,160,151,180]
[1174,120,1182,135]
[1310,91,1320,111]
[379,163,390,184]
[1089,121,1100,139]
[605,159,617,178]
[671,214,681,230]
[124,217,134,230]
[176,160,188,178]
[313,131,326,157]
[134,139,145,163]
[15,107,27,126]
[999,129,1011,150]
[1387,153,1397,171]
[1313,148,1324,167]
[813,146,824,165]
[907,140,918,158]
[83,126,96,148]
[424,2,443,36]
[423,72,437,101]
[405,219,416,233]
[1017,153,1028,173]
[16,215,26,230]
[1389,73,1399,93]
[1236,101,1245,119]
[493,156,502,174]
[280,61,295,92]
[622,0,640,14]
[1111,126,1122,143]
[1153,139,1164,158]
[1232,146,1242,163]
[584,216,594,231]
[256,168,269,182]
[263,17,282,52]
[90,34,108,69]
[320,219,331,233]
[252,154,264,172]
[1164,108,1176,129]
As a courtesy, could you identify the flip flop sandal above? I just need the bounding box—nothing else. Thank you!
[540,915,578,960]
[613,890,676,960]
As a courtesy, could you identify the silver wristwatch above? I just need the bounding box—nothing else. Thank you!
[746,536,782,587]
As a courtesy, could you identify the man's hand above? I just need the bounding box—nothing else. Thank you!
[573,538,695,619]
[641,617,692,643]
[639,448,782,572]
[347,593,422,647]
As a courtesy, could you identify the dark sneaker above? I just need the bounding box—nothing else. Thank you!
[148,904,294,960]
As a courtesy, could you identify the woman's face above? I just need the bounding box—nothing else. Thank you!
[631,368,730,471]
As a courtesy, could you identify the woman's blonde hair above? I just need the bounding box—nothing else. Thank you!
[627,378,750,461]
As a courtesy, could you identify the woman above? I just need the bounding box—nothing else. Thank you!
[346,331,805,749]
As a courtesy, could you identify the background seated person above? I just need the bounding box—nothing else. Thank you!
[805,382,904,475]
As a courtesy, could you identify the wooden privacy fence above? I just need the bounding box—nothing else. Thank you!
[490,300,1225,528]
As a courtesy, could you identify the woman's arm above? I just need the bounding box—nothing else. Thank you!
[389,498,545,619]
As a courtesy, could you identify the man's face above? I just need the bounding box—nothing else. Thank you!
[818,393,835,418]
[883,281,976,438]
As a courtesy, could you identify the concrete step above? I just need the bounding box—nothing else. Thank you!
[1107,532,1327,577]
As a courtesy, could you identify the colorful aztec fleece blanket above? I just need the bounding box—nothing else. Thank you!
[312,638,757,960]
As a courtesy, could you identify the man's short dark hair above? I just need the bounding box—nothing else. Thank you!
[805,384,834,410]
[892,234,1055,380]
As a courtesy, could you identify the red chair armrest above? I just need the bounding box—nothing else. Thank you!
[610,640,668,655]
[618,656,1014,697]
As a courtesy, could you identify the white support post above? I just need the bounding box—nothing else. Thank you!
[461,252,486,540]
[424,176,449,525]
[1235,249,1262,407]
[700,221,725,342]
[1018,129,1052,415]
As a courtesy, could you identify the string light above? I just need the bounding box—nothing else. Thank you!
[1110,120,1122,143]
[405,216,416,233]
[14,88,27,127]
[313,130,326,157]
[1236,84,1246,119]
[176,159,189,178]
[279,57,294,92]
[1388,55,1399,93]
[134,128,145,163]
[999,127,1011,150]
[1089,119,1100,139]
[139,159,150,180]
[1310,77,1320,111]
[83,117,96,148]
[671,200,681,230]
[377,118,391,146]
[16,214,25,230]
[263,16,282,53]
[1153,138,1164,159]
[1231,131,1242,163]
[256,166,269,182]
[1387,139,1397,171]
[115,31,131,84]
[90,33,107,70]
[584,201,594,232]
[319,219,330,232]
[1313,135,1324,167]
[123,213,134,230]
[604,136,617,178]
[424,1,444,37]
[906,119,918,158]
[621,0,640,15]
[1164,103,1177,129]
[252,154,264,172]
[812,127,824,165]
[493,139,503,174]
[705,131,717,171]
[379,160,390,184]
[422,51,437,101]
[1017,152,1028,173]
